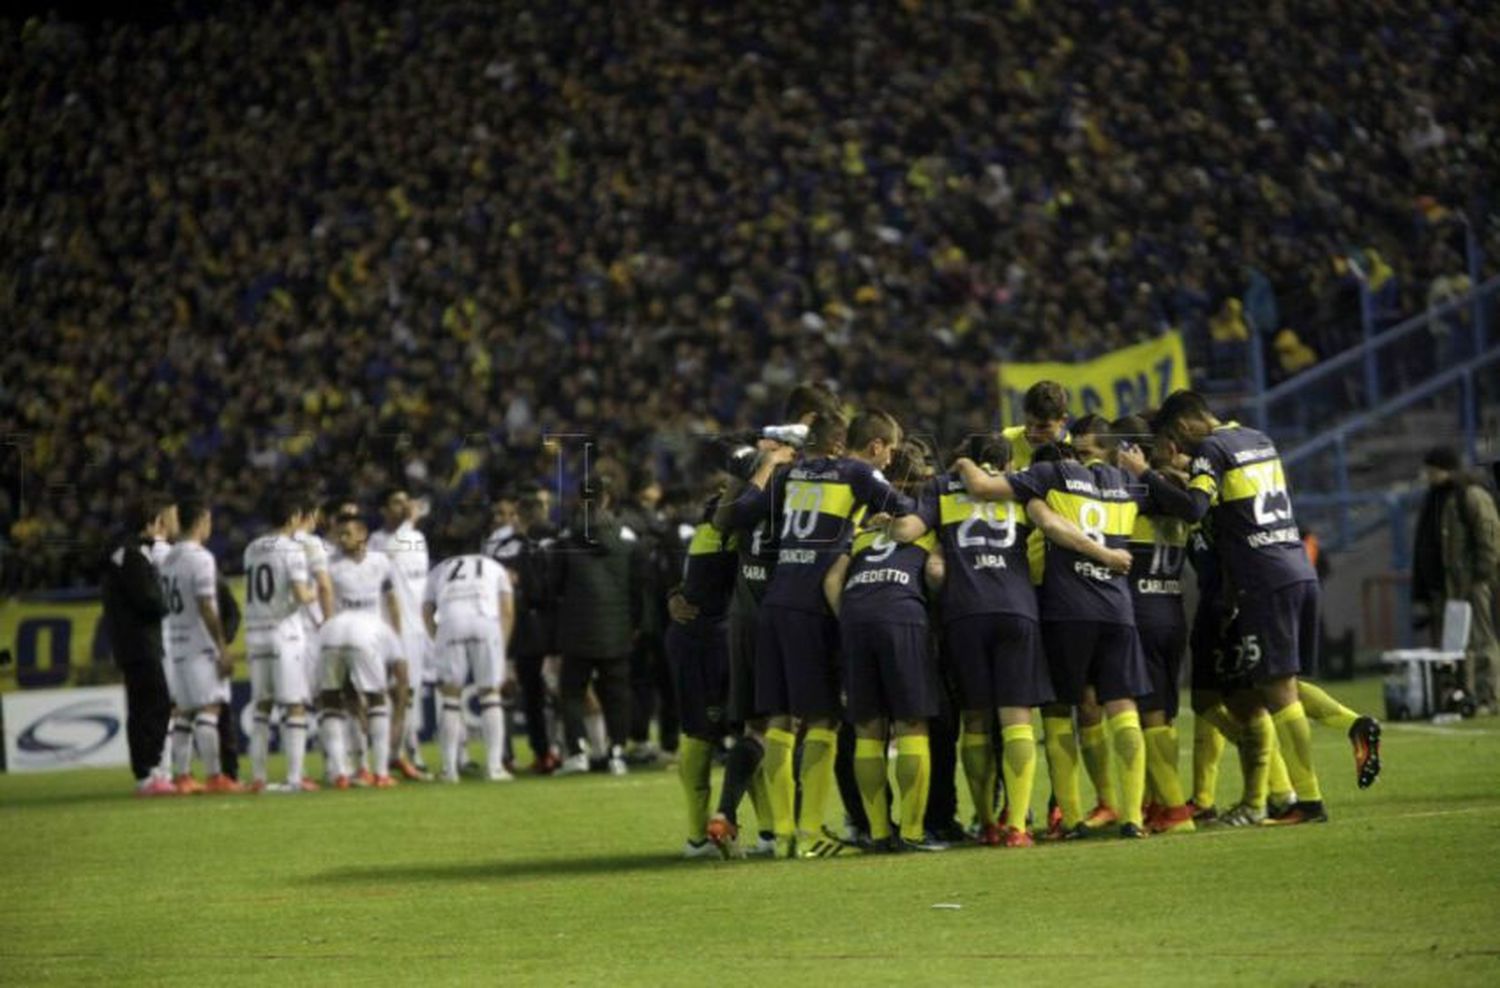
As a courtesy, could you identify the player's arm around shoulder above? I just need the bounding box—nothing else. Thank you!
[823,553,851,618]
[953,456,1016,501]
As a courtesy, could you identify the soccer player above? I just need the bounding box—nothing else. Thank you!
[369,487,431,781]
[1136,390,1339,824]
[294,498,336,775]
[1002,380,1071,469]
[952,436,1152,838]
[424,551,515,782]
[243,495,318,792]
[322,510,404,788]
[730,409,913,857]
[160,499,241,793]
[668,472,740,858]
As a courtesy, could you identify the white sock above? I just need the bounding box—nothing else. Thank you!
[156,718,174,778]
[369,703,391,779]
[250,712,270,784]
[440,698,463,778]
[193,712,220,777]
[321,712,347,779]
[285,715,308,785]
[586,710,608,758]
[171,717,193,776]
[480,696,506,775]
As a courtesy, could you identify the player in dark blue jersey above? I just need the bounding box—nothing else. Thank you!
[952,428,1152,839]
[727,409,913,857]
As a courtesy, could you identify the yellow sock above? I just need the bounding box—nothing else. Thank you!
[1192,717,1226,808]
[1108,710,1146,827]
[1271,702,1323,802]
[960,732,997,827]
[1079,722,1117,810]
[677,736,714,840]
[1297,681,1359,733]
[1000,724,1037,832]
[1267,733,1294,801]
[764,728,797,841]
[1199,703,1244,744]
[748,763,773,836]
[1241,711,1274,810]
[796,727,839,836]
[1043,715,1083,828]
[894,735,931,842]
[853,737,892,841]
[1143,725,1186,808]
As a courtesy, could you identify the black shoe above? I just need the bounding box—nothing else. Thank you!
[1119,823,1148,839]
[1349,716,1382,789]
[901,834,949,852]
[1265,800,1329,826]
[1061,822,1091,841]
[926,820,969,844]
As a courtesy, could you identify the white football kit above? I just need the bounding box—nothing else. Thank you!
[244,532,311,706]
[320,551,398,693]
[295,531,333,691]
[369,522,431,680]
[160,540,227,709]
[425,554,512,689]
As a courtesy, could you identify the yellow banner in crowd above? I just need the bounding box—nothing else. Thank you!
[998,331,1191,426]
[0,586,250,693]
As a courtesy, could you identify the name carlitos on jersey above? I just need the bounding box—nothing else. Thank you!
[1135,577,1182,595]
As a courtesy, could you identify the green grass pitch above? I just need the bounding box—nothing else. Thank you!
[3,677,1499,986]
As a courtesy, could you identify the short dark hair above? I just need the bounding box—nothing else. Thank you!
[1151,390,1213,435]
[1023,381,1069,421]
[847,408,901,450]
[1032,442,1076,464]
[1070,414,1111,442]
[784,382,840,423]
[1423,446,1461,472]
[265,493,300,528]
[378,486,407,508]
[807,410,849,452]
[956,433,1012,470]
[124,491,174,535]
[1111,415,1154,452]
[178,498,210,532]
[324,496,356,521]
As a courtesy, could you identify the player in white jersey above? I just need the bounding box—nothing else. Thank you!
[145,502,185,788]
[243,495,318,792]
[318,510,403,788]
[159,500,241,793]
[295,500,336,711]
[424,553,516,782]
[369,487,432,779]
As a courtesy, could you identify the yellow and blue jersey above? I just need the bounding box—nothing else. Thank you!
[840,525,936,626]
[1126,512,1189,629]
[679,500,738,628]
[1186,423,1315,594]
[918,472,1037,623]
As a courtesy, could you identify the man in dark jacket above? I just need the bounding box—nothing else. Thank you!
[618,465,679,763]
[552,465,642,775]
[101,493,177,794]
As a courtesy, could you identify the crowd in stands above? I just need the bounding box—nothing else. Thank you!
[2,0,1496,591]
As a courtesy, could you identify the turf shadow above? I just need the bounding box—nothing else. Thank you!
[311,852,687,886]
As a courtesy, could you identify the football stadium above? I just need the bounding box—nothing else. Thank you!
[2,2,1499,984]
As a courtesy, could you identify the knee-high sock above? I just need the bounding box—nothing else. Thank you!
[480,696,506,775]
[348,710,368,770]
[1144,724,1186,808]
[960,732,997,827]
[1297,681,1359,733]
[853,737,892,841]
[1268,738,1295,800]
[894,735,931,842]
[1241,710,1274,810]
[763,728,798,841]
[320,711,348,779]
[1043,715,1083,828]
[285,716,308,784]
[796,727,839,836]
[250,712,271,784]
[1271,701,1322,802]
[749,764,774,837]
[368,703,391,779]
[1000,724,1038,832]
[171,716,194,777]
[1192,716,1226,808]
[193,712,221,776]
[678,736,714,840]
[715,735,764,825]
[1079,721,1117,810]
[440,698,464,779]
[1108,711,1146,827]
[585,710,609,757]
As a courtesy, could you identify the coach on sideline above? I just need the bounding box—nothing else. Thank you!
[101,493,178,795]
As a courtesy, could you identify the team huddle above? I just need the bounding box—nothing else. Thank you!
[667,382,1383,859]
[147,489,518,794]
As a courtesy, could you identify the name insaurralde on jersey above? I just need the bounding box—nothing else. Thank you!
[160,541,219,659]
[919,472,1037,623]
[739,456,911,614]
[1007,459,1141,625]
[243,533,311,633]
[840,524,935,625]
[1187,423,1315,593]
[369,523,429,627]
[1126,513,1190,628]
[424,554,511,623]
[329,552,396,615]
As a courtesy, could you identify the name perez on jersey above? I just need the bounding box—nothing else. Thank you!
[1074,560,1118,581]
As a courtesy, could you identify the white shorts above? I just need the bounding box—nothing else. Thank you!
[400,628,430,683]
[379,624,407,670]
[168,647,231,710]
[436,618,505,690]
[248,620,309,706]
[319,612,387,695]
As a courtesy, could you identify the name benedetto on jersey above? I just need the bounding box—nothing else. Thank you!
[733,456,912,614]
[918,472,1037,624]
[243,533,310,633]
[1006,459,1140,625]
[1126,513,1190,629]
[1187,423,1315,594]
[839,526,935,626]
